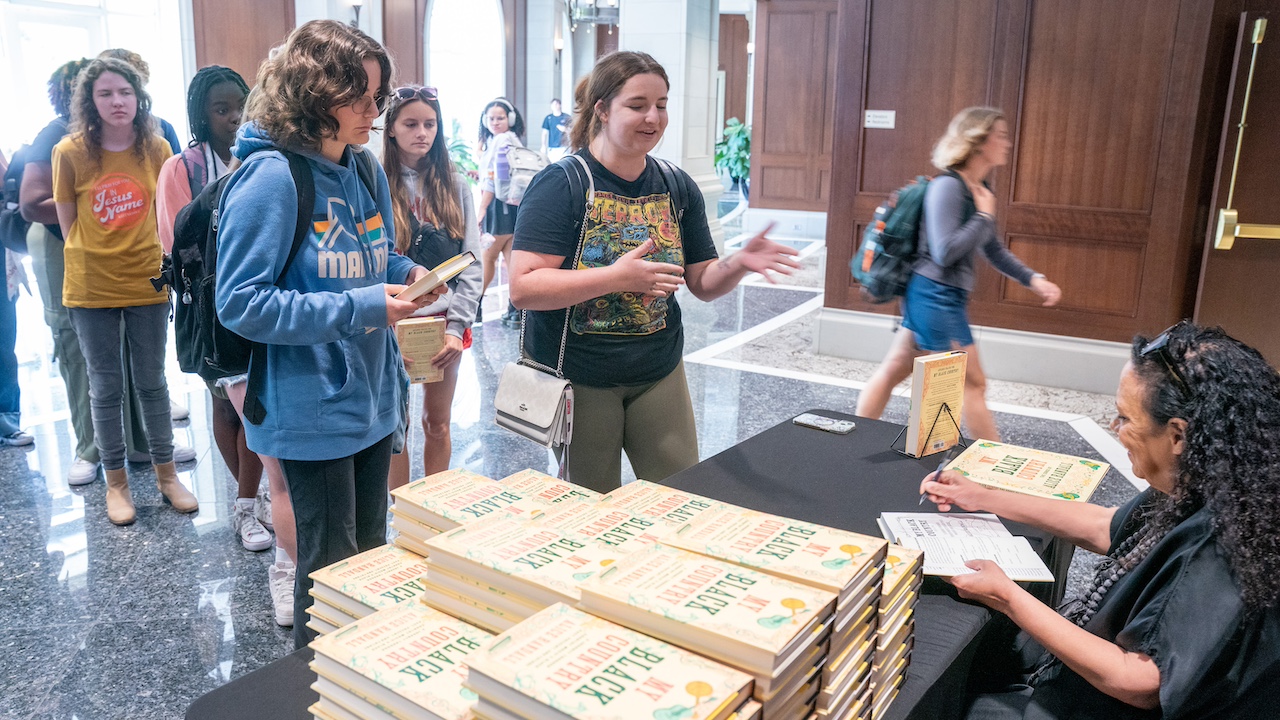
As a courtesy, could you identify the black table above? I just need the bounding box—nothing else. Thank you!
[189,412,1070,720]
[661,411,1072,720]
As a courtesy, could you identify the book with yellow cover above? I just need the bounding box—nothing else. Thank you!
[308,544,431,619]
[904,351,966,457]
[881,546,923,604]
[466,603,754,720]
[395,251,477,302]
[499,469,602,504]
[392,469,547,530]
[308,601,492,720]
[536,501,665,554]
[425,515,627,609]
[600,480,731,530]
[662,506,888,605]
[577,544,836,677]
[397,316,446,383]
[945,440,1109,502]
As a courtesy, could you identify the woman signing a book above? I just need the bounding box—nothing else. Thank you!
[380,85,482,488]
[855,107,1061,442]
[919,322,1280,718]
[509,51,800,492]
[214,20,442,646]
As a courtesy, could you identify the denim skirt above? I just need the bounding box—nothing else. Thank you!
[901,274,973,351]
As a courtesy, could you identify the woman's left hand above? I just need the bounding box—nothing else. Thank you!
[430,334,465,369]
[1030,275,1062,307]
[405,266,448,303]
[948,559,1021,613]
[732,222,802,283]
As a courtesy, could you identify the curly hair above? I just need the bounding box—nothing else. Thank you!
[931,106,1004,170]
[247,20,393,151]
[1129,322,1280,610]
[569,51,669,151]
[476,98,525,150]
[98,48,150,84]
[186,65,249,146]
[49,58,91,119]
[70,58,157,167]
[382,88,465,253]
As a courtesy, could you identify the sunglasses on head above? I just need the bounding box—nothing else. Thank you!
[394,86,439,103]
[1139,323,1191,396]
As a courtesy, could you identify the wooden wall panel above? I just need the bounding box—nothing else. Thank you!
[718,14,750,124]
[1012,0,1178,211]
[749,0,839,211]
[1001,236,1144,315]
[384,0,428,85]
[192,0,293,85]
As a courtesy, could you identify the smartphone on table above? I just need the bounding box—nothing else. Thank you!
[792,412,856,434]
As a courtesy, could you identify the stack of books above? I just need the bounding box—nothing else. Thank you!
[578,544,837,719]
[306,545,432,636]
[307,601,492,720]
[389,469,556,556]
[600,480,734,532]
[498,469,602,505]
[871,545,923,719]
[465,603,758,720]
[419,514,629,633]
[533,500,666,554]
[661,506,889,720]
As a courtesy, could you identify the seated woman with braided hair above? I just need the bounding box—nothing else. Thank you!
[920,322,1280,719]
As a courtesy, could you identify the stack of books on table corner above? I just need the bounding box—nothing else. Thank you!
[308,600,492,720]
[306,544,431,636]
[660,504,891,720]
[465,603,762,720]
[577,543,837,720]
[871,545,923,719]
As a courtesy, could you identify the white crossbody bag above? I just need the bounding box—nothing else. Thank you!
[493,155,595,454]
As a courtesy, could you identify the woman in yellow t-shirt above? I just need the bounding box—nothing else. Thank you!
[52,57,196,526]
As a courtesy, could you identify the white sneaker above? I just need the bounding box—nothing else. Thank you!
[170,400,190,422]
[67,457,100,486]
[254,484,273,532]
[126,444,197,464]
[232,501,273,552]
[268,561,296,627]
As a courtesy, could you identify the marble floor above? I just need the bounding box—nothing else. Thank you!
[0,239,1139,719]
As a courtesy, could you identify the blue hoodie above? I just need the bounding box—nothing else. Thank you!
[215,123,417,461]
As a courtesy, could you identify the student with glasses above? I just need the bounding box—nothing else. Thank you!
[214,20,442,646]
[920,322,1280,718]
[380,85,482,488]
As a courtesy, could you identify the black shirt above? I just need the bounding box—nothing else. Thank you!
[25,117,70,239]
[512,149,717,387]
[541,113,570,148]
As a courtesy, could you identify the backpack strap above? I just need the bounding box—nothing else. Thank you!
[653,158,686,225]
[242,148,316,426]
[556,153,594,250]
[351,146,379,202]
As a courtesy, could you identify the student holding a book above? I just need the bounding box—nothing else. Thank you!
[380,85,482,488]
[509,51,800,492]
[855,107,1061,442]
[214,20,442,646]
[918,323,1280,718]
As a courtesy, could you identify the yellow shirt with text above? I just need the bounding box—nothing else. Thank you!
[52,133,170,308]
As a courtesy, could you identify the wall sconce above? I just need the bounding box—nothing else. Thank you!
[746,41,755,54]
[554,35,564,65]
[350,0,363,28]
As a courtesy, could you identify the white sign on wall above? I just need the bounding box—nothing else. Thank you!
[864,110,896,129]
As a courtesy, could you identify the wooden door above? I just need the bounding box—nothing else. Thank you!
[719,14,750,125]
[1195,9,1280,365]
[192,0,293,85]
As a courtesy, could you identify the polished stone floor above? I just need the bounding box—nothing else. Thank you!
[1,239,1138,719]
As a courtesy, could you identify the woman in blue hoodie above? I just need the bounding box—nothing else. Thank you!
[214,20,440,646]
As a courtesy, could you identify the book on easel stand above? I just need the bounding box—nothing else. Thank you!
[896,351,967,458]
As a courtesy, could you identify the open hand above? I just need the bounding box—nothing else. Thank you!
[612,239,685,298]
[919,470,989,513]
[948,559,1020,613]
[732,223,801,283]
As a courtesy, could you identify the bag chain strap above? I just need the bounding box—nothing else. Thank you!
[517,154,593,379]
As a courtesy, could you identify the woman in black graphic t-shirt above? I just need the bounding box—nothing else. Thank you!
[511,51,800,493]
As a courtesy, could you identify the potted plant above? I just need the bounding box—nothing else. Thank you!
[714,117,751,199]
[448,118,479,186]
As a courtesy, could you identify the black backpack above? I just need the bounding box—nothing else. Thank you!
[159,146,378,423]
[0,145,32,254]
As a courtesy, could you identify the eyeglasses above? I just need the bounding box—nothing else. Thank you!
[349,91,391,116]
[394,86,438,103]
[1139,324,1191,396]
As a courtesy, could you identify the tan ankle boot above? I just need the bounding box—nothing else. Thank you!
[155,461,199,513]
[104,468,136,525]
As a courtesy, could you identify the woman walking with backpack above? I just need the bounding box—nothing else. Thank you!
[476,98,525,325]
[854,107,1061,441]
[52,57,196,525]
[381,86,482,488]
[215,20,440,646]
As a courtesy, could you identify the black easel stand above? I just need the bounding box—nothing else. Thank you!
[891,402,969,458]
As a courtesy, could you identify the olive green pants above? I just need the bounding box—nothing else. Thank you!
[559,360,700,493]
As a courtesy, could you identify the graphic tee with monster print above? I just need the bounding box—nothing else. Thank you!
[514,149,717,388]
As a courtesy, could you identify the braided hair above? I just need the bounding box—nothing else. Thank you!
[185,66,249,147]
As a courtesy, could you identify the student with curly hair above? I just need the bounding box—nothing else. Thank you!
[52,58,195,525]
[215,20,440,645]
[97,48,182,154]
[921,322,1280,718]
[381,85,482,488]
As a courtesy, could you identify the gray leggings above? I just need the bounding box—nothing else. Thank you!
[67,304,174,470]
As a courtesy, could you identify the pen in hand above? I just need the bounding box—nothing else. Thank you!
[920,452,953,506]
